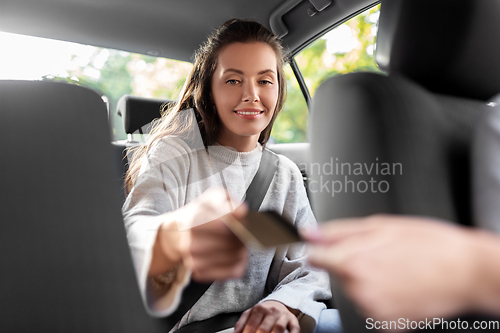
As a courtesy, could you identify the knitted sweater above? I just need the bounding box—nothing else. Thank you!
[123,114,331,331]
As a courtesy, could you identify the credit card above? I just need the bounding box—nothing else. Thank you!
[223,210,302,247]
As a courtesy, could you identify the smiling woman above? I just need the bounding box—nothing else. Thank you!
[122,18,332,333]
[213,42,279,152]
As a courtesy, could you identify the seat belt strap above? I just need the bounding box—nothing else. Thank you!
[245,148,279,211]
[162,148,279,331]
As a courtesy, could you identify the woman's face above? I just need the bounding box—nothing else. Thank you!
[211,42,279,151]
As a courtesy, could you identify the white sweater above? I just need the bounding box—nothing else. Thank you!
[123,111,331,331]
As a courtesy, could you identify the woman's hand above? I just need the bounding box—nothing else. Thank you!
[176,200,249,282]
[234,300,300,333]
[151,187,249,282]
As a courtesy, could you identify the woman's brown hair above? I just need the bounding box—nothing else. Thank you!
[125,19,287,193]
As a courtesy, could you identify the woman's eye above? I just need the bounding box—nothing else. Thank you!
[226,79,239,85]
[259,80,273,85]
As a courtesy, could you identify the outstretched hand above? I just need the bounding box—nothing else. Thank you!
[234,300,300,333]
[178,201,249,282]
[152,187,249,282]
[303,215,485,323]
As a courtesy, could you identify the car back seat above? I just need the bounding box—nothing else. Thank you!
[267,142,311,200]
[113,94,172,202]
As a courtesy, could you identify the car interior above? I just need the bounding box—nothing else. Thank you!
[2,0,500,332]
[310,0,500,331]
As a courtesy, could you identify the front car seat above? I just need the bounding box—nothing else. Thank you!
[0,80,173,332]
[309,0,500,331]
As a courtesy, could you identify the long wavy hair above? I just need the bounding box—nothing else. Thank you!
[125,19,287,193]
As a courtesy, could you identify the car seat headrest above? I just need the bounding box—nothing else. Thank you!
[117,95,171,134]
[376,0,500,101]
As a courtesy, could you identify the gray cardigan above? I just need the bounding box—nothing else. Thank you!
[123,111,331,331]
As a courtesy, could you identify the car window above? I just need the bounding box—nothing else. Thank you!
[297,4,382,96]
[0,31,193,141]
[272,4,381,144]
[2,5,380,145]
[271,63,309,143]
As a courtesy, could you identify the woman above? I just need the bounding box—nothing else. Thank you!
[123,19,331,333]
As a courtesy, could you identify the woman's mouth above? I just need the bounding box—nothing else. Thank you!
[234,109,264,119]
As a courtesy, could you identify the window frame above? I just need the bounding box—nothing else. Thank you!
[286,1,381,113]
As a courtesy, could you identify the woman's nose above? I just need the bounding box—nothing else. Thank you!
[242,82,259,102]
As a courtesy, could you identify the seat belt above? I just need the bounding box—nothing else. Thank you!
[244,148,279,212]
[162,148,279,331]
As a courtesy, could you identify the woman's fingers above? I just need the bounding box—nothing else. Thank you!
[275,314,300,333]
[160,187,251,281]
[175,187,235,230]
[190,246,248,281]
[189,221,242,252]
[257,309,283,332]
[181,216,248,281]
[234,309,252,333]
[235,301,299,333]
[232,201,249,220]
[241,306,266,333]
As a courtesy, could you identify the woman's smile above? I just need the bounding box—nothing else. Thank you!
[234,108,265,119]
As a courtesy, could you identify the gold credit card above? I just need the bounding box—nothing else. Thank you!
[223,210,302,247]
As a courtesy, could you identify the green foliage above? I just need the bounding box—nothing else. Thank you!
[272,4,381,143]
[43,50,134,139]
[271,65,308,143]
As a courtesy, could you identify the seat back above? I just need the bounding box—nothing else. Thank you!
[117,94,169,135]
[309,0,500,331]
[311,72,485,225]
[114,95,172,202]
[310,0,500,224]
[0,81,171,332]
[268,142,312,201]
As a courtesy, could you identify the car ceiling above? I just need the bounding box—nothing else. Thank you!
[1,0,377,62]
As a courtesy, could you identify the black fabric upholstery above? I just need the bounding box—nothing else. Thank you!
[310,68,487,333]
[267,143,309,169]
[376,0,500,101]
[267,143,311,200]
[114,94,171,202]
[0,81,172,332]
[111,140,135,203]
[309,1,498,331]
[310,72,485,225]
[117,94,171,134]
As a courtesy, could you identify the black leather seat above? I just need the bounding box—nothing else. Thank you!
[117,94,169,136]
[113,94,171,202]
[267,142,312,201]
[0,80,173,332]
[308,0,500,331]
